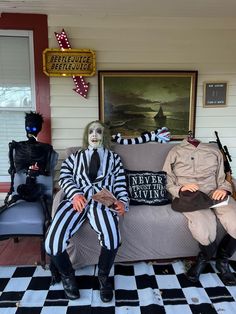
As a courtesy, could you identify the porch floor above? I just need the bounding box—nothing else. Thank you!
[0,238,236,313]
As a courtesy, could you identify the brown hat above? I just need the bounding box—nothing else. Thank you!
[171,190,225,212]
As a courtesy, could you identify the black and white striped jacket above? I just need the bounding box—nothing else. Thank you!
[59,147,129,206]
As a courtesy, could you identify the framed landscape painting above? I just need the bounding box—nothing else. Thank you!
[98,70,198,140]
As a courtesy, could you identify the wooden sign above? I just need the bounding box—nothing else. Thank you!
[203,82,227,107]
[43,49,96,77]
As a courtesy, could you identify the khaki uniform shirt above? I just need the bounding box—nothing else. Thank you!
[163,139,232,199]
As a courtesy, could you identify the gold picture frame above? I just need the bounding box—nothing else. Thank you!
[98,70,198,140]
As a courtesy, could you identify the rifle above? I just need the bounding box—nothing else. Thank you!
[214,131,236,200]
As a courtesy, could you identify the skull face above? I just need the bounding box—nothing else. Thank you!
[88,122,104,148]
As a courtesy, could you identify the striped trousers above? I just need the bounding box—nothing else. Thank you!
[45,199,121,256]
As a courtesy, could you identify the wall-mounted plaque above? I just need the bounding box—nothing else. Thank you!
[203,82,227,107]
[43,48,96,77]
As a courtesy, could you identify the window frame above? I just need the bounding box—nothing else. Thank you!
[0,29,36,112]
[0,13,50,192]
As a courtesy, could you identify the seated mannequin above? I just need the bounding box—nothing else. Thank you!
[1,112,53,212]
[163,134,236,286]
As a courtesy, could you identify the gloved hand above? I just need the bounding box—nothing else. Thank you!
[72,194,87,212]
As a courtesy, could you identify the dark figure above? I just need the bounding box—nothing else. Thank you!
[1,112,53,214]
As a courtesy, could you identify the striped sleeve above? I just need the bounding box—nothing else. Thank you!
[59,151,83,200]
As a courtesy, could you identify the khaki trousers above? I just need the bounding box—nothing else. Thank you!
[183,197,236,245]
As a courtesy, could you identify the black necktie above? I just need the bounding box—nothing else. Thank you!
[89,149,100,182]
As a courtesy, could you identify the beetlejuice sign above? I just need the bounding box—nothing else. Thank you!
[43,29,96,99]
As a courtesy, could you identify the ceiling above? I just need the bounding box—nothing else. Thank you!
[1,0,236,18]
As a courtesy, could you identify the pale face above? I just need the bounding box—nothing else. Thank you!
[88,122,104,148]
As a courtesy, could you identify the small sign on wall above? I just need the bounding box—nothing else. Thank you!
[43,48,96,77]
[203,82,227,107]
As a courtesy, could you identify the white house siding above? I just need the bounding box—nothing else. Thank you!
[48,15,236,181]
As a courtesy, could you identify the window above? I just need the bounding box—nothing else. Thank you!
[0,13,50,192]
[0,30,36,181]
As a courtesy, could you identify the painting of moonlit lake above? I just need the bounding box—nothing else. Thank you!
[99,72,197,140]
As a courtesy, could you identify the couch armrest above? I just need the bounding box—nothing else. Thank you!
[52,189,65,217]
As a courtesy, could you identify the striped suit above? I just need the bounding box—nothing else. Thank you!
[45,147,129,256]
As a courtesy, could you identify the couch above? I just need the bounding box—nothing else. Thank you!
[52,142,236,269]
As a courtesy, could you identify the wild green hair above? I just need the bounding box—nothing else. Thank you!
[82,120,111,149]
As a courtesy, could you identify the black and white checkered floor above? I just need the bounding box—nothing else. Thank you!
[1,260,236,314]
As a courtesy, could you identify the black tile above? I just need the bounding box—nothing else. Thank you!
[203,263,215,274]
[152,264,175,275]
[135,274,158,289]
[114,264,135,276]
[16,307,42,314]
[13,266,36,278]
[161,288,188,305]
[77,275,96,289]
[0,278,10,292]
[67,306,91,314]
[0,291,24,308]
[115,289,139,306]
[141,304,165,314]
[177,273,203,288]
[27,276,51,290]
[44,290,69,306]
[190,303,218,313]
[205,286,234,303]
[91,307,115,314]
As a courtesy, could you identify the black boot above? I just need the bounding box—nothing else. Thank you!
[98,247,118,303]
[187,241,217,282]
[51,251,80,300]
[49,259,61,285]
[216,234,236,285]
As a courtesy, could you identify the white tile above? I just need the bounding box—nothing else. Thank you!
[90,289,115,307]
[75,265,95,276]
[213,301,236,314]
[133,261,155,276]
[155,275,181,289]
[138,287,163,306]
[165,304,193,314]
[21,290,48,307]
[200,273,224,288]
[226,286,236,301]
[4,277,32,292]
[115,306,141,314]
[68,289,92,306]
[0,308,17,314]
[172,260,186,275]
[33,266,51,277]
[0,266,16,278]
[48,281,64,290]
[115,274,137,290]
[41,306,68,314]
[182,287,211,304]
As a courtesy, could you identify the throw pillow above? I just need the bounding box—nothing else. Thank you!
[125,170,170,205]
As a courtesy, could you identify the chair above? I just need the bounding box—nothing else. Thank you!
[0,149,58,268]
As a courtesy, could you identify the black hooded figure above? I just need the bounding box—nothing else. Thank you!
[1,111,53,211]
[11,111,52,176]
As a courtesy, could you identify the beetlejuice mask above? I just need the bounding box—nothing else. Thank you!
[88,122,104,149]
